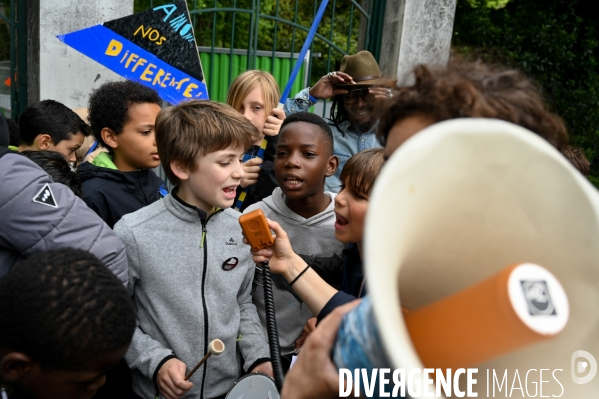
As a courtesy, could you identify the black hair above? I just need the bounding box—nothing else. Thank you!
[7,118,19,147]
[21,151,83,198]
[0,248,136,370]
[279,112,334,155]
[88,80,161,151]
[18,100,91,146]
[330,95,349,127]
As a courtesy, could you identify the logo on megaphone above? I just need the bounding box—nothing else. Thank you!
[571,350,597,384]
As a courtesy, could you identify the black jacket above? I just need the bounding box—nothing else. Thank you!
[77,156,167,228]
[317,245,364,324]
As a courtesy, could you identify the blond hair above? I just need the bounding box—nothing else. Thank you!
[226,70,281,114]
[156,100,260,185]
[340,148,385,198]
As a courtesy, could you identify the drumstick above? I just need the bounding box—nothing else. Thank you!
[184,339,225,381]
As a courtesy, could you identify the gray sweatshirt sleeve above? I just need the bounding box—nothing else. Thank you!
[282,88,316,116]
[114,219,176,379]
[0,154,128,283]
[236,263,271,371]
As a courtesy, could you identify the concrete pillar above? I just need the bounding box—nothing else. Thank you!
[27,1,133,108]
[379,0,406,81]
[380,0,457,86]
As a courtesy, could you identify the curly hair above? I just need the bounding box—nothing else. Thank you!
[0,248,136,369]
[279,111,334,155]
[560,145,590,177]
[88,80,161,150]
[21,150,82,197]
[378,62,568,149]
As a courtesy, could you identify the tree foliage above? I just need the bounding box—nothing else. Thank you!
[453,0,599,186]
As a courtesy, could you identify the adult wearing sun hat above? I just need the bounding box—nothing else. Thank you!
[284,50,396,192]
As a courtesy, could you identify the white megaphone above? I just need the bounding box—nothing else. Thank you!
[353,118,599,397]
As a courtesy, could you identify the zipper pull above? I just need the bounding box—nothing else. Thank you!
[200,225,207,248]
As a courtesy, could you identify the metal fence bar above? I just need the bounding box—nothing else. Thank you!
[290,0,299,72]
[198,46,320,58]
[209,0,217,97]
[252,0,261,70]
[347,3,354,53]
[228,0,237,87]
[270,0,279,75]
[257,15,346,56]
[349,0,370,18]
[246,0,256,71]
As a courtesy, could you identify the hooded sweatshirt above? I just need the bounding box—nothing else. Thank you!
[244,187,346,353]
[77,152,167,228]
[114,191,270,399]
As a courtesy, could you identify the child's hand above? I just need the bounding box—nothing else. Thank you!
[294,317,317,349]
[240,157,263,188]
[263,108,286,137]
[243,218,304,279]
[250,361,274,377]
[245,219,294,267]
[282,301,360,399]
[157,358,193,399]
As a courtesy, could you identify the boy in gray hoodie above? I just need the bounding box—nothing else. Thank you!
[244,112,345,356]
[114,101,272,399]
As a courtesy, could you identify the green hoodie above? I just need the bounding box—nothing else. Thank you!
[91,151,118,170]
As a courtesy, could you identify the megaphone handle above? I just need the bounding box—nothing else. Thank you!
[262,260,285,390]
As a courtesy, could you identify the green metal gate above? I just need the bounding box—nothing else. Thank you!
[0,0,27,120]
[135,0,386,116]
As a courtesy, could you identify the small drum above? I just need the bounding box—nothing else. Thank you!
[225,373,280,399]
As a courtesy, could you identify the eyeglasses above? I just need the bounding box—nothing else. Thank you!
[343,88,371,105]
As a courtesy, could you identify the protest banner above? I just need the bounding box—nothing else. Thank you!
[58,0,208,104]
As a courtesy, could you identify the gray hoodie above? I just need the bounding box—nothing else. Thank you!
[114,193,269,399]
[245,188,345,353]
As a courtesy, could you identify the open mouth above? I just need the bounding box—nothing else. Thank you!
[151,153,160,160]
[223,186,238,199]
[283,175,303,187]
[335,213,349,229]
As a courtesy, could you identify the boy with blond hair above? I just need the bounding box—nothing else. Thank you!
[114,101,272,399]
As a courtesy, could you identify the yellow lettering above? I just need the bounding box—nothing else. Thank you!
[125,53,139,69]
[131,57,148,72]
[133,25,151,38]
[120,50,130,63]
[105,39,123,56]
[156,37,167,46]
[176,78,190,90]
[140,64,157,82]
[161,73,171,88]
[149,29,160,41]
[152,69,166,86]
[183,83,198,98]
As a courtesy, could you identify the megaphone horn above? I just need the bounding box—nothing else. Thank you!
[335,119,599,398]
